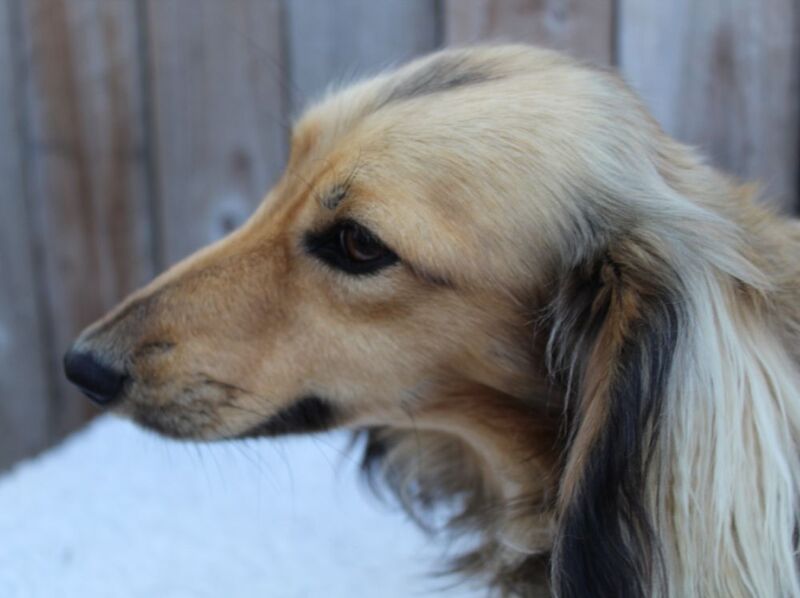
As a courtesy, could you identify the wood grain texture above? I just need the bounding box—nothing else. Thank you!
[146,0,287,264]
[286,0,441,114]
[0,0,797,472]
[0,0,51,468]
[443,0,614,65]
[619,0,800,212]
[15,0,155,436]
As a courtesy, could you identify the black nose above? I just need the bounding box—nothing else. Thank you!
[63,349,127,406]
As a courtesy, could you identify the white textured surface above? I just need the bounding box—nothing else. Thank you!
[0,416,482,597]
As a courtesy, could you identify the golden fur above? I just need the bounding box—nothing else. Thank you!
[69,46,800,597]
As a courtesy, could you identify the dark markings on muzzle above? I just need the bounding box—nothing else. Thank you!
[239,396,339,438]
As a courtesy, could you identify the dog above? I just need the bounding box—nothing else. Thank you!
[64,45,800,597]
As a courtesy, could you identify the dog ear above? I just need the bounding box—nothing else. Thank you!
[544,239,683,598]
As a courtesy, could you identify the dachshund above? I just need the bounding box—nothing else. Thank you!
[65,45,800,597]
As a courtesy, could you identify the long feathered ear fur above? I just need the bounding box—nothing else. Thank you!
[546,241,679,597]
[545,208,800,597]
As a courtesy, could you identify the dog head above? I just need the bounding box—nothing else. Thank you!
[65,46,613,441]
[65,45,793,597]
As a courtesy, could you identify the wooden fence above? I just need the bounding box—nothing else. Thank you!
[1,0,798,469]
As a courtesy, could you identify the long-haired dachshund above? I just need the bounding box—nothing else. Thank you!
[64,45,800,597]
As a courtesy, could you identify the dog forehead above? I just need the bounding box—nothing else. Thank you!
[282,46,643,289]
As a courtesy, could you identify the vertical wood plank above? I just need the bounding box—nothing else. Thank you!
[16,0,155,437]
[619,0,800,212]
[146,0,287,265]
[443,0,614,65]
[286,0,441,114]
[0,0,51,468]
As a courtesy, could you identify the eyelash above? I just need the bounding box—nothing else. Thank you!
[304,219,400,276]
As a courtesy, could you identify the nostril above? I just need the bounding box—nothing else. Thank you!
[63,349,127,407]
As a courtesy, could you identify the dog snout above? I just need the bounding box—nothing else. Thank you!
[63,348,128,407]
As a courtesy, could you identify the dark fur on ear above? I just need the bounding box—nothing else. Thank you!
[546,241,684,598]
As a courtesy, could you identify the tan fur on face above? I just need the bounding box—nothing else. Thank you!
[71,46,800,597]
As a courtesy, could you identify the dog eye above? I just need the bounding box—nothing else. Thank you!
[305,220,399,275]
[340,225,386,262]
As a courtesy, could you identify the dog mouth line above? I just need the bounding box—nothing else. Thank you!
[130,395,342,441]
[235,395,341,438]
[117,370,343,439]
[188,376,344,438]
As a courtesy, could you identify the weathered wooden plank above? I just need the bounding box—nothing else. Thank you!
[619,0,800,212]
[286,0,441,113]
[443,0,614,65]
[0,0,51,468]
[16,0,155,437]
[146,0,287,264]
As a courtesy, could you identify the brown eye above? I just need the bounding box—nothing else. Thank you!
[340,225,386,262]
[305,219,399,275]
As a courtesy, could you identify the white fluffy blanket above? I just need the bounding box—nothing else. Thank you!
[0,416,481,597]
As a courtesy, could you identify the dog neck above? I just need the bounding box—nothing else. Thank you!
[412,386,562,560]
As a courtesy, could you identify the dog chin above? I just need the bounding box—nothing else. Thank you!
[124,403,219,441]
